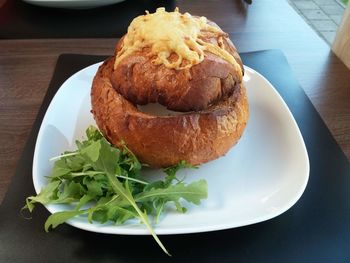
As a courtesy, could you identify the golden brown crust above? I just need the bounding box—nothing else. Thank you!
[91,57,249,167]
[110,26,243,112]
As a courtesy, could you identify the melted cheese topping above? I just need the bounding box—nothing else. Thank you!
[114,8,242,80]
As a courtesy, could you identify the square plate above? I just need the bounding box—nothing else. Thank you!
[32,62,309,235]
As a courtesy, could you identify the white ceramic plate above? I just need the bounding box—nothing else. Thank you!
[33,62,309,235]
[22,0,125,9]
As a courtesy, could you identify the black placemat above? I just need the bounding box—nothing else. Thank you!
[0,0,175,39]
[0,50,349,262]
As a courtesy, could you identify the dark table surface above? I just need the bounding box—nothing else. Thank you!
[0,0,176,38]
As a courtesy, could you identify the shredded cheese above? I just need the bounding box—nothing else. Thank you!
[114,8,242,80]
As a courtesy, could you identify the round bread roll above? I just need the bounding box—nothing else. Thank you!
[91,57,249,167]
[91,8,249,167]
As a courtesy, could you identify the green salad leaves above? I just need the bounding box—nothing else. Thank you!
[24,126,208,256]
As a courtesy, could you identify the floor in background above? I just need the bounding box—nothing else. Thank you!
[288,0,346,45]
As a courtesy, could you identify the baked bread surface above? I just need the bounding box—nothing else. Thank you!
[111,30,244,112]
[91,57,249,167]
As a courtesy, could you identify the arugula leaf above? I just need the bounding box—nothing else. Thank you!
[83,177,104,197]
[108,206,136,225]
[85,138,120,175]
[65,155,85,171]
[137,179,207,204]
[80,140,101,163]
[50,159,72,178]
[23,126,208,257]
[45,210,86,232]
[105,172,171,256]
[136,180,208,211]
[75,194,94,210]
[72,134,170,255]
[154,199,165,223]
[51,181,86,204]
[24,180,60,212]
[120,143,141,172]
[86,125,103,141]
[163,160,197,184]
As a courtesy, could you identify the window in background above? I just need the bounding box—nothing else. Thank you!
[288,0,347,45]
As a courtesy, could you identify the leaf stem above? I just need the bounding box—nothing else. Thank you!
[49,152,79,161]
[136,190,204,201]
[117,175,149,185]
[106,173,171,256]
[70,172,149,185]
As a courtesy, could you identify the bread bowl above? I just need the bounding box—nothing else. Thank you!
[91,8,249,167]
